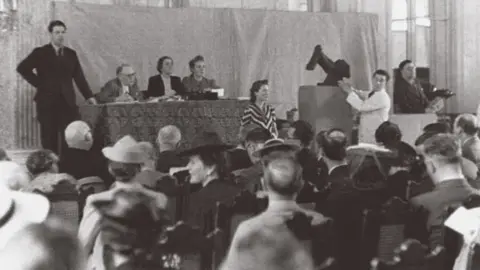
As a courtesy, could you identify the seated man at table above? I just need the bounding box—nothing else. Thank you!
[95,64,143,104]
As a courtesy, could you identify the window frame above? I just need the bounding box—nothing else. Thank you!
[390,0,432,68]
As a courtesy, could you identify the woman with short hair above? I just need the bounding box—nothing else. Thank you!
[24,149,76,194]
[182,55,219,93]
[145,56,186,98]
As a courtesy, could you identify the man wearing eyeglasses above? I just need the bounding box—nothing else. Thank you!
[95,64,143,103]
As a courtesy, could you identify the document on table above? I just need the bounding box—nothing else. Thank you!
[445,207,480,243]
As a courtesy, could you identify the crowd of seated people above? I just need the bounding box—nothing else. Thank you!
[2,112,480,269]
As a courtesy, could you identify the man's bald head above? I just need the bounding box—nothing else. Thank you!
[157,125,182,151]
[263,152,303,197]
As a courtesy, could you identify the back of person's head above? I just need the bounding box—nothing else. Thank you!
[375,121,402,148]
[138,141,156,161]
[0,218,85,270]
[262,152,303,197]
[221,224,314,270]
[290,120,314,147]
[0,161,30,190]
[454,113,478,136]
[423,133,462,165]
[65,121,93,151]
[25,149,58,176]
[415,131,438,147]
[276,119,290,139]
[423,122,451,134]
[245,128,272,144]
[157,125,181,150]
[321,128,347,161]
[108,161,142,183]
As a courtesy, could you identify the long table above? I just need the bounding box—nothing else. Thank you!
[79,100,249,149]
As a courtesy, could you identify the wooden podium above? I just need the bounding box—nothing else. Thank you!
[298,85,353,142]
[389,114,438,145]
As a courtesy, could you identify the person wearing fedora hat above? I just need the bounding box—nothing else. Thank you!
[78,135,168,266]
[180,131,241,232]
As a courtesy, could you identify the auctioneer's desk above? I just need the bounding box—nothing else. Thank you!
[79,100,249,149]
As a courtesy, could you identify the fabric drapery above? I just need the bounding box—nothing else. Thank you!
[53,3,379,117]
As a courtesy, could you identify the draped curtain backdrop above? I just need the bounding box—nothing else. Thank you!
[52,3,379,117]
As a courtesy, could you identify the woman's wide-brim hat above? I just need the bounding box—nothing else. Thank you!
[253,138,301,157]
[102,135,148,164]
[178,131,234,156]
[347,143,396,190]
[0,189,50,249]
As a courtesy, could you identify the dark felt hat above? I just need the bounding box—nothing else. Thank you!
[92,190,168,252]
[253,138,301,157]
[178,131,233,156]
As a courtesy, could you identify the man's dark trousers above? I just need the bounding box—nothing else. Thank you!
[37,99,80,155]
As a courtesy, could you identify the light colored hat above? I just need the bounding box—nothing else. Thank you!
[65,121,93,150]
[0,188,50,249]
[0,161,31,191]
[102,135,148,164]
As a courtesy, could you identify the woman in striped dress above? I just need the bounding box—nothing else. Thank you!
[240,80,278,138]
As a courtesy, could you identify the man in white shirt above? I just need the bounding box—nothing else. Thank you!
[338,69,391,144]
[96,64,142,103]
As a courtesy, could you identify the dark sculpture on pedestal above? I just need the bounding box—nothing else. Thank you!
[306,45,351,86]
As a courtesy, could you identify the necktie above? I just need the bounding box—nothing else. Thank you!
[57,48,63,57]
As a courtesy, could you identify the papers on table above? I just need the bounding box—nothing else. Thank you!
[211,88,225,97]
[445,206,480,244]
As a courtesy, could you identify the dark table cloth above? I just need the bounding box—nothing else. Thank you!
[79,100,249,149]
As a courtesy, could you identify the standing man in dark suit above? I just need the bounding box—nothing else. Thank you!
[17,20,96,155]
[145,56,185,99]
[393,60,436,114]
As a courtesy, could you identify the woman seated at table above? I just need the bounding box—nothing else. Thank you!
[240,80,278,138]
[182,55,219,93]
[145,56,186,99]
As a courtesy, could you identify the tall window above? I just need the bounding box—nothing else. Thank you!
[391,0,431,70]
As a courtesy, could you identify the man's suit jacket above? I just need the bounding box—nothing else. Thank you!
[393,78,431,114]
[145,74,186,98]
[227,199,328,260]
[410,179,478,235]
[17,44,93,115]
[95,78,142,104]
[185,179,241,233]
[462,136,480,168]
